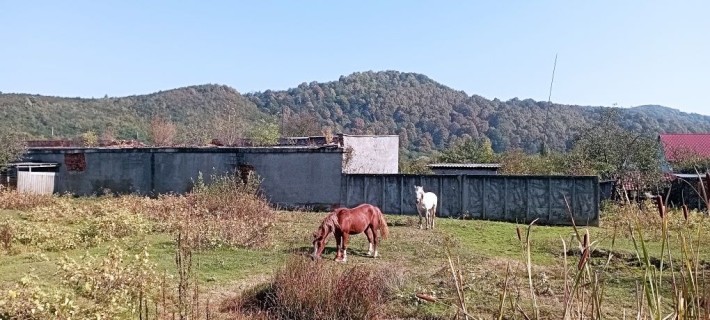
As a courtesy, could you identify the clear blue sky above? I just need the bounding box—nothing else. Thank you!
[1,1,708,115]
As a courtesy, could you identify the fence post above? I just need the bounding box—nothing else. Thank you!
[482,176,487,219]
[381,176,386,213]
[399,175,404,215]
[460,175,465,216]
[504,177,508,220]
[363,175,367,205]
[571,177,577,220]
[525,178,530,222]
[438,176,443,217]
[547,177,552,223]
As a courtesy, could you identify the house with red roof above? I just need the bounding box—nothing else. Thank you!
[658,133,710,172]
[658,134,710,209]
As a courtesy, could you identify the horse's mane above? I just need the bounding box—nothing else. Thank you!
[320,210,341,231]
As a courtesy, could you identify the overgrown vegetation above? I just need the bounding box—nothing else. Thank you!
[0,172,275,319]
[2,172,710,318]
[223,256,402,320]
[0,128,27,169]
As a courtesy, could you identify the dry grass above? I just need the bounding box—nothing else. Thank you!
[222,255,404,320]
[0,172,277,319]
[0,189,56,211]
[138,173,276,249]
[3,182,710,319]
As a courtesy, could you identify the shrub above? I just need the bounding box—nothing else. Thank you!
[0,190,56,211]
[235,256,400,320]
[140,172,276,249]
[0,246,159,319]
[3,197,153,252]
[0,274,78,319]
[58,245,159,318]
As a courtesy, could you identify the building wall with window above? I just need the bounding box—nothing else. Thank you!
[23,146,344,209]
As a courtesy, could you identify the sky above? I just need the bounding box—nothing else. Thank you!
[1,1,709,115]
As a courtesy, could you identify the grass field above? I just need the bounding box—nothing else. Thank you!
[1,191,709,319]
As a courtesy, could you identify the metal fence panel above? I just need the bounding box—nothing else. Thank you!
[341,174,599,226]
[18,172,56,195]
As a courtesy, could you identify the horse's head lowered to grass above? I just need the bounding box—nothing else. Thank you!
[310,204,389,262]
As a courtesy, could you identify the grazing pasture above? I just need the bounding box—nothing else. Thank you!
[1,182,709,319]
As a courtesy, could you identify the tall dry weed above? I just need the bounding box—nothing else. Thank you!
[230,255,400,320]
[0,189,56,211]
[138,172,276,249]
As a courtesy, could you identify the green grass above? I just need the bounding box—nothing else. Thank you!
[2,204,709,319]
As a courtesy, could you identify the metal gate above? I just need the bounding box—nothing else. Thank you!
[18,171,56,194]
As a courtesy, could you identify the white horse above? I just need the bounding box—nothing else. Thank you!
[414,185,438,230]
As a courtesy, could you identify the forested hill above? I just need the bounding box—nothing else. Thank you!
[245,71,710,153]
[0,85,267,142]
[2,70,710,153]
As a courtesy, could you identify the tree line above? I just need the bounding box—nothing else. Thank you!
[2,70,710,177]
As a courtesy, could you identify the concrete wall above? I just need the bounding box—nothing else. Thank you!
[23,147,343,208]
[341,174,600,226]
[430,168,498,175]
[341,135,399,174]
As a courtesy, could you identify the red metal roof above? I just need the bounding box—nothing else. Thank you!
[659,133,710,162]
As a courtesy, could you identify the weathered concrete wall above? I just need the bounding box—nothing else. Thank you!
[23,147,343,208]
[342,135,399,174]
[431,168,498,175]
[341,174,600,226]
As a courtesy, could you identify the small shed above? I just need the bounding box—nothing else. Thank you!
[665,172,709,210]
[12,162,60,194]
[427,163,501,175]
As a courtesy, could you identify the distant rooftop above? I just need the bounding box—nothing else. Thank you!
[659,133,710,162]
[8,162,59,168]
[427,163,501,169]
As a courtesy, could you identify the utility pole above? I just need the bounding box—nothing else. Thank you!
[542,53,558,156]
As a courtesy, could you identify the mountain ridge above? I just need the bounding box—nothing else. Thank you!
[2,70,710,153]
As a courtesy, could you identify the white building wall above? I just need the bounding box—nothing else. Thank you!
[341,135,399,174]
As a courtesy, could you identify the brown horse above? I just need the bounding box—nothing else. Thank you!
[311,204,389,262]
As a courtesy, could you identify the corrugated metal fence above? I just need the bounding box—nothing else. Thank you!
[18,171,56,195]
[341,174,599,226]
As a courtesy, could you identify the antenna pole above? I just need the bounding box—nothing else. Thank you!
[543,53,557,155]
[548,53,558,104]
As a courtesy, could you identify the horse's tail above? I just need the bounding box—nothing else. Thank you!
[376,207,389,240]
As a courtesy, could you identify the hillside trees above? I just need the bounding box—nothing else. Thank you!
[0,129,27,168]
[2,71,710,154]
[437,137,495,163]
[570,108,662,192]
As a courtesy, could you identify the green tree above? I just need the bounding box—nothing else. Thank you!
[399,155,434,174]
[80,131,99,147]
[498,149,592,176]
[247,120,280,146]
[570,108,663,193]
[0,129,27,169]
[437,137,495,163]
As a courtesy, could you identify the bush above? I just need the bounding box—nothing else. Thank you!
[234,256,400,320]
[0,190,56,211]
[0,246,158,319]
[140,172,276,249]
[2,197,153,252]
[0,274,78,319]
